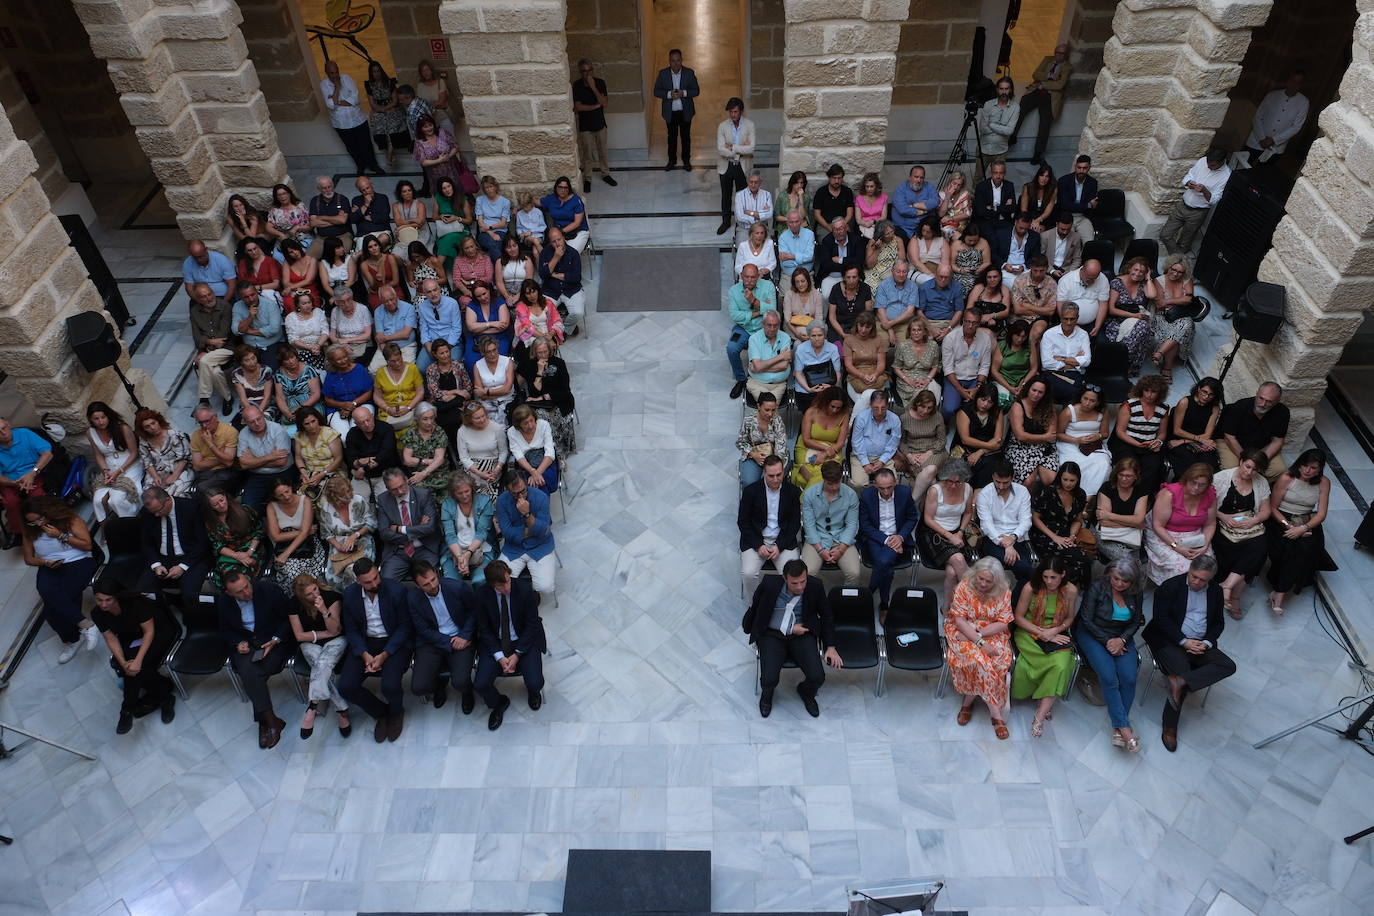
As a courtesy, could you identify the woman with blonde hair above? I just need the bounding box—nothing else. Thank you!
[441,472,496,583]
[944,557,1015,739]
[1152,252,1199,382]
[939,170,972,239]
[319,474,375,587]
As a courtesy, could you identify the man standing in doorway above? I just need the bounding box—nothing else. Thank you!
[716,97,756,235]
[652,49,700,171]
[1246,71,1309,171]
[320,60,385,178]
[1009,43,1072,166]
[572,59,617,192]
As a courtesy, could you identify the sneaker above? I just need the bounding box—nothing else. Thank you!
[58,642,80,664]
[82,625,99,651]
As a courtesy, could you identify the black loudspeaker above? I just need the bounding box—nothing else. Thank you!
[66,311,121,372]
[1194,170,1285,312]
[1233,282,1285,344]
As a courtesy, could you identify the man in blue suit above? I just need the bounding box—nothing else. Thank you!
[858,468,919,610]
[474,560,546,731]
[217,571,293,749]
[1056,155,1099,241]
[338,558,414,742]
[407,560,479,714]
[652,49,700,170]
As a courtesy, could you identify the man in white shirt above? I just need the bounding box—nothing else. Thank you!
[732,170,772,243]
[1246,71,1309,168]
[1159,147,1232,256]
[974,459,1033,594]
[1039,303,1093,403]
[717,98,757,236]
[319,60,384,177]
[1039,211,1082,281]
[1055,261,1109,335]
[738,456,803,599]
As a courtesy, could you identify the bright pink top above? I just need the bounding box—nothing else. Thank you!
[856,193,889,224]
[1160,481,1215,532]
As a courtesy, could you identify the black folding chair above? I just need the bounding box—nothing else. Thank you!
[1082,239,1118,278]
[1088,189,1135,246]
[1121,238,1160,276]
[166,600,244,702]
[829,585,881,694]
[877,585,945,697]
[1084,339,1134,405]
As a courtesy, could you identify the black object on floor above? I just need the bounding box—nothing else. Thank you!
[563,849,710,913]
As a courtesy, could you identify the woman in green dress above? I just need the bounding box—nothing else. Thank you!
[430,176,473,261]
[990,318,1037,407]
[203,487,271,590]
[1011,555,1079,737]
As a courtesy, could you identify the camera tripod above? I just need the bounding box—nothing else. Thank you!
[937,102,987,192]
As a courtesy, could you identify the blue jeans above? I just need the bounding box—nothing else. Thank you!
[1077,635,1139,729]
[416,346,435,373]
[942,377,977,419]
[727,325,751,382]
[739,457,764,488]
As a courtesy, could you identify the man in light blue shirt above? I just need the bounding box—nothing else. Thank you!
[182,240,236,300]
[889,165,940,241]
[849,390,901,487]
[801,460,860,583]
[746,310,792,401]
[370,284,418,370]
[777,209,815,281]
[873,260,921,344]
[231,283,284,368]
[415,278,463,371]
[918,266,964,339]
[726,264,778,398]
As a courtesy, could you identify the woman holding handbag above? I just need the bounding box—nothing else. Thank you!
[736,393,787,488]
[1094,458,1148,564]
[1144,463,1216,585]
[1055,386,1110,495]
[1211,450,1272,618]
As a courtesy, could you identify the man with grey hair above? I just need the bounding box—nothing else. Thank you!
[188,402,241,493]
[343,405,399,501]
[816,217,861,293]
[716,97,756,235]
[1143,555,1236,752]
[777,208,816,283]
[189,282,235,416]
[732,168,771,243]
[376,467,440,580]
[307,174,353,257]
[746,309,792,402]
[572,58,617,191]
[320,59,385,179]
[237,405,293,510]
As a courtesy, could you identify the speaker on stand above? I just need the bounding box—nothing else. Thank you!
[65,311,143,409]
[1194,170,1286,317]
[1217,281,1285,385]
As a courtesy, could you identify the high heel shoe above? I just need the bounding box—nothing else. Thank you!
[338,710,352,738]
[300,702,317,739]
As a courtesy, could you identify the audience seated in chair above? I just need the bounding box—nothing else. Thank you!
[339,557,414,743]
[216,571,293,749]
[858,467,918,611]
[800,460,860,585]
[738,455,802,599]
[743,558,843,719]
[376,467,441,581]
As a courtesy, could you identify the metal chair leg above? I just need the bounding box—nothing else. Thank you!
[169,669,189,701]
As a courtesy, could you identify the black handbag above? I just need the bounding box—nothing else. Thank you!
[803,361,837,389]
[1164,295,1208,324]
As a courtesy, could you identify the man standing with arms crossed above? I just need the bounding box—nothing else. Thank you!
[572,59,618,192]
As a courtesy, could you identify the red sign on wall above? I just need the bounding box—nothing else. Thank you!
[429,38,448,60]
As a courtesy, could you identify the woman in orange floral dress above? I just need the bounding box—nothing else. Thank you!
[944,556,1015,739]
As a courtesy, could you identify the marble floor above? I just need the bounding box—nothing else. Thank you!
[2,147,1374,916]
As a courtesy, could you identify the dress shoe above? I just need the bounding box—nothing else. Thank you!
[386,710,404,742]
[160,698,176,724]
[258,719,273,749]
[132,701,159,719]
[716,221,731,235]
[433,683,448,710]
[801,692,820,718]
[338,712,352,738]
[373,716,388,743]
[116,710,134,734]
[487,695,511,731]
[602,175,618,187]
[759,691,773,718]
[729,380,747,400]
[461,690,476,715]
[300,702,317,739]
[528,691,542,711]
[582,179,591,193]
[664,162,676,171]
[1161,728,1178,752]
[683,162,693,171]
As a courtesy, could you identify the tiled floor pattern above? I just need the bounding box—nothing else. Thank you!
[2,144,1374,916]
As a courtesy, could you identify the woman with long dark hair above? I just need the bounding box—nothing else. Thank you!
[1011,556,1080,737]
[203,486,269,589]
[21,496,98,663]
[364,60,408,167]
[87,400,142,523]
[91,578,178,733]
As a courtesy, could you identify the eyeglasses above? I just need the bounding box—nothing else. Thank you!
[1084,383,1100,393]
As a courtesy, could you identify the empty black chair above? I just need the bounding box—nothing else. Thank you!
[98,515,146,593]
[1085,339,1133,405]
[1081,239,1118,278]
[828,586,881,687]
[878,586,944,696]
[1089,188,1135,246]
[165,597,243,702]
[1121,238,1160,276]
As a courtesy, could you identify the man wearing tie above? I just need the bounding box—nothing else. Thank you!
[376,468,441,580]
[138,486,212,619]
[216,571,293,749]
[652,49,700,171]
[407,560,479,714]
[474,560,547,731]
[743,559,843,718]
[339,558,414,742]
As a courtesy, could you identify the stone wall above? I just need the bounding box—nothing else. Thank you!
[566,0,644,114]
[237,0,319,123]
[1079,0,1272,211]
[0,65,68,205]
[1064,0,1116,102]
[70,0,290,241]
[779,0,913,178]
[893,0,979,106]
[750,0,786,110]
[439,0,579,195]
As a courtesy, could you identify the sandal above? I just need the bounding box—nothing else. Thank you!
[991,718,1010,740]
[1125,735,1142,753]
[1269,594,1285,616]
[300,701,318,740]
[1031,717,1044,738]
[1111,729,1126,748]
[957,704,973,726]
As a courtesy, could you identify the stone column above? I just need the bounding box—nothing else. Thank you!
[0,111,162,430]
[70,0,289,241]
[779,0,911,179]
[1079,0,1271,220]
[237,0,321,123]
[439,0,580,196]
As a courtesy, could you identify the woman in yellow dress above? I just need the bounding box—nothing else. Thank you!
[791,387,851,490]
[944,557,1015,739]
[371,343,424,429]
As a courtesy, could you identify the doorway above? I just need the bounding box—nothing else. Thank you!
[639,0,746,158]
[1002,0,1073,84]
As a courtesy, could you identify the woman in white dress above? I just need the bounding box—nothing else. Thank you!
[86,401,142,523]
[733,221,778,280]
[471,334,516,424]
[496,234,534,304]
[1055,387,1111,496]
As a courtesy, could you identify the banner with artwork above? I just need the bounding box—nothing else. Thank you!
[299,0,400,97]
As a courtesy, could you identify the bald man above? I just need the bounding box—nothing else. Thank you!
[181,241,236,300]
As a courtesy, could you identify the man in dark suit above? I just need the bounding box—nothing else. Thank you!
[738,455,802,600]
[407,560,478,714]
[858,468,920,610]
[338,558,414,742]
[743,559,843,718]
[216,571,293,749]
[1143,557,1237,752]
[1056,155,1099,241]
[473,560,546,731]
[138,486,212,619]
[1000,212,1043,277]
[651,48,700,171]
[973,161,1017,257]
[376,468,441,580]
[815,218,864,290]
